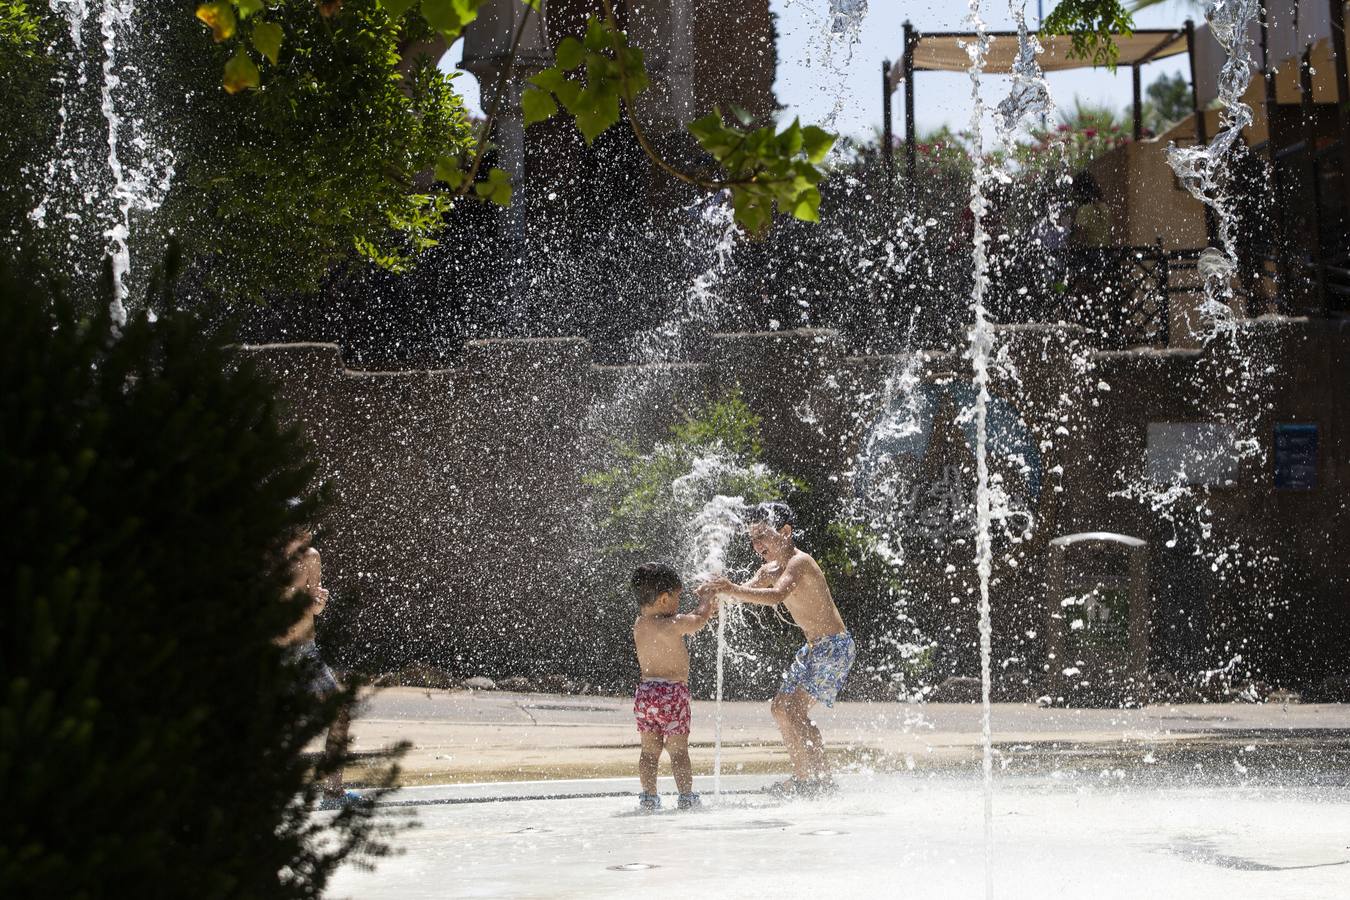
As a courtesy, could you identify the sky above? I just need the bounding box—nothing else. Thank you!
[444,1,1198,140]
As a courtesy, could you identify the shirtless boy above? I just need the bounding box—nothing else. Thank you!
[277,526,357,809]
[698,502,854,795]
[631,562,718,812]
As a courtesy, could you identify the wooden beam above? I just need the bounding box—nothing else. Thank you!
[904,21,916,199]
[1261,2,1289,314]
[1186,19,1207,146]
[882,59,894,185]
[1135,29,1186,67]
[1329,0,1350,220]
[1301,46,1330,315]
[1133,63,1143,140]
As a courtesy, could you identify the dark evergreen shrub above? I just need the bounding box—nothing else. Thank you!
[0,271,398,898]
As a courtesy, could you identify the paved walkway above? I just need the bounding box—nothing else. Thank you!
[340,688,1350,785]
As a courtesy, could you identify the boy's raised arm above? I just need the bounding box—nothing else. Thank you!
[674,596,718,635]
[716,560,799,606]
[306,550,328,615]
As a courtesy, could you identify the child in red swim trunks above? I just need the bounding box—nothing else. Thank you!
[631,562,717,812]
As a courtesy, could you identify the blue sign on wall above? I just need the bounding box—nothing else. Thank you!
[1274,423,1318,490]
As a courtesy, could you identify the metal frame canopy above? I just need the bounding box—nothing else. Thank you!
[881,22,1197,189]
[889,28,1187,83]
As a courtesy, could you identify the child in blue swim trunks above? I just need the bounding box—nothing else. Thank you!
[697,502,855,796]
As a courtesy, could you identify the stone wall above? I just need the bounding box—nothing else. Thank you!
[245,319,1350,689]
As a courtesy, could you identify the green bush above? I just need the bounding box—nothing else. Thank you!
[0,267,398,898]
[0,2,474,304]
[584,388,801,555]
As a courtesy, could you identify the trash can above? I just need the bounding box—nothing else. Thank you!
[1045,532,1150,702]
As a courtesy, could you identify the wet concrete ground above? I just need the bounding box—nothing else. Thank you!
[328,772,1350,899]
[322,690,1350,897]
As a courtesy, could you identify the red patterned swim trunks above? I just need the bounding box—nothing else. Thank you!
[633,679,691,736]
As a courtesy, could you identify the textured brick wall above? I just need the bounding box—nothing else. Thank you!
[242,319,1349,684]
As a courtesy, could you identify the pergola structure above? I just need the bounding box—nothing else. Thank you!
[881,22,1200,187]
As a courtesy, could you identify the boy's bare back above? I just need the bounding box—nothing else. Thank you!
[633,609,710,682]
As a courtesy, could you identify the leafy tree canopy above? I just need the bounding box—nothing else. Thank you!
[1144,70,1192,133]
[1042,0,1135,69]
[1,2,474,302]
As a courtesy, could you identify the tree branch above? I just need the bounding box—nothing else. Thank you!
[456,1,537,197]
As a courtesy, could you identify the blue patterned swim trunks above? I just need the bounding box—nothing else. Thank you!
[290,640,340,698]
[778,632,856,706]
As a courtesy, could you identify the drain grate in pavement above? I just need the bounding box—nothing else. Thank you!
[524,703,617,713]
[694,819,794,831]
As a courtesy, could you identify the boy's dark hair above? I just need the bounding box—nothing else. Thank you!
[631,562,682,608]
[750,501,796,532]
[286,497,317,540]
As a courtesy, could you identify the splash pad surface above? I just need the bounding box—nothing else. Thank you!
[330,690,1350,898]
[331,772,1350,899]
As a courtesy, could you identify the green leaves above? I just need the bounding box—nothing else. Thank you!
[251,21,282,65]
[196,4,284,93]
[801,125,834,165]
[555,35,584,71]
[420,0,482,37]
[475,167,514,206]
[688,110,835,234]
[521,87,557,126]
[521,14,834,233]
[383,0,421,16]
[434,158,513,207]
[525,16,648,145]
[222,44,260,94]
[1041,0,1134,70]
[195,3,236,42]
[434,155,466,189]
[584,388,803,558]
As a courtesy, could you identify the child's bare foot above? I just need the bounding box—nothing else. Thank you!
[763,776,837,798]
[804,776,838,797]
[762,776,809,796]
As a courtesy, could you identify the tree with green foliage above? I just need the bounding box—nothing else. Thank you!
[1,2,475,303]
[184,2,475,297]
[1042,0,1135,68]
[198,0,836,235]
[0,264,400,897]
[585,388,803,561]
[1,0,1151,311]
[0,2,51,257]
[0,0,832,308]
[1143,70,1192,133]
